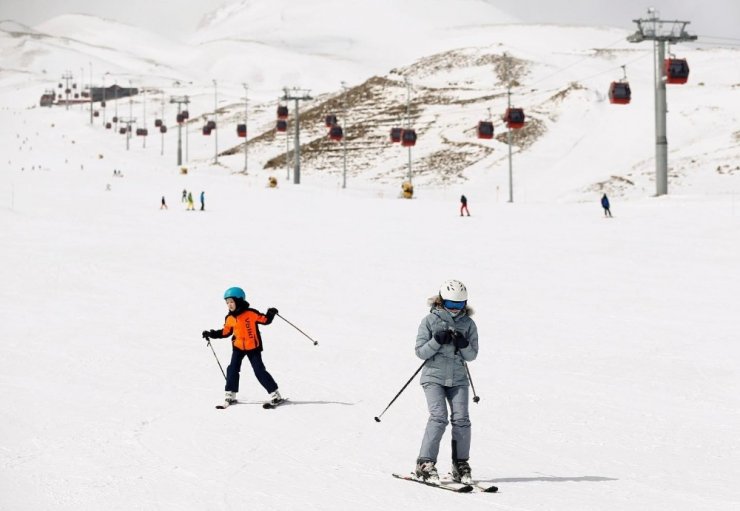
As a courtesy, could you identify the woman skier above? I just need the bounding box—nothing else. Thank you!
[202,287,282,407]
[414,279,479,485]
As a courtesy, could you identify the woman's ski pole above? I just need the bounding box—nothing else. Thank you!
[206,339,226,380]
[464,362,480,403]
[374,360,426,422]
[276,313,319,346]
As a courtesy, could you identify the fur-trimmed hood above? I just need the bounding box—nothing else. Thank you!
[427,295,474,316]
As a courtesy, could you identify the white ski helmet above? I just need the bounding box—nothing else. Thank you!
[439,279,468,301]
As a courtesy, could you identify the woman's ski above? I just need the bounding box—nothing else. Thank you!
[392,473,473,493]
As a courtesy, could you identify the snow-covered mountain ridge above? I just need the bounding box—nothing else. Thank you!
[1,4,739,200]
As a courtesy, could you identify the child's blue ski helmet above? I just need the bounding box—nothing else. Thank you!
[223,287,246,300]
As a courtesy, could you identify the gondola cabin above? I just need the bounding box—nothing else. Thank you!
[101,101,106,108]
[329,125,343,141]
[608,82,631,104]
[477,121,494,139]
[237,123,247,137]
[160,125,167,134]
[325,114,338,127]
[665,58,690,84]
[504,108,525,129]
[390,127,403,143]
[276,120,288,132]
[136,128,148,137]
[119,127,127,135]
[105,122,112,129]
[181,110,190,120]
[154,119,162,127]
[112,116,118,123]
[176,113,184,124]
[277,105,289,119]
[202,125,212,136]
[401,129,417,147]
[93,111,99,117]
[206,120,216,130]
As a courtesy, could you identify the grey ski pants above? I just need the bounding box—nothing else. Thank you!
[418,382,471,463]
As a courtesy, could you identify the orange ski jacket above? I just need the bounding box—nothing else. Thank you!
[220,307,273,351]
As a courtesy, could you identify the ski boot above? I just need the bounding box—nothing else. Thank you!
[415,459,440,484]
[269,390,282,405]
[451,459,473,485]
[224,391,237,405]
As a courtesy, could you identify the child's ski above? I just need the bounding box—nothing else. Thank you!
[263,398,289,409]
[392,473,473,493]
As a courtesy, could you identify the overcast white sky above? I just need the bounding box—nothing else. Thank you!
[1,0,738,42]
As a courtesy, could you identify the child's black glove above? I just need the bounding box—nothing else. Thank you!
[452,331,469,349]
[434,330,452,344]
[267,307,278,316]
[202,330,211,339]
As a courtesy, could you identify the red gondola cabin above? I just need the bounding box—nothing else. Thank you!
[477,121,494,139]
[665,58,689,84]
[202,126,212,135]
[276,120,287,132]
[329,125,343,141]
[504,108,525,129]
[390,127,402,143]
[160,125,167,134]
[608,82,631,104]
[176,113,184,124]
[277,105,289,119]
[181,110,190,120]
[119,127,127,135]
[136,128,148,137]
[325,114,338,127]
[401,129,417,147]
[154,119,163,127]
[237,123,247,137]
[105,122,112,129]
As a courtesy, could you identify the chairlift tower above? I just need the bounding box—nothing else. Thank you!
[60,71,74,111]
[169,95,190,166]
[282,87,313,184]
[404,77,413,184]
[119,117,136,151]
[628,8,697,196]
[212,80,219,164]
[242,83,248,174]
[341,81,349,189]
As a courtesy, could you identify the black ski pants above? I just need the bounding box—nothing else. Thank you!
[225,347,278,394]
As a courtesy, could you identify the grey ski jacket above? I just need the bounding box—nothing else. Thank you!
[415,306,479,387]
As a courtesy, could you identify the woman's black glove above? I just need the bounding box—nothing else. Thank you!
[452,331,469,349]
[433,330,452,345]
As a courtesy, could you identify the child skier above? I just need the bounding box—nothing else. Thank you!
[414,279,479,485]
[202,287,282,407]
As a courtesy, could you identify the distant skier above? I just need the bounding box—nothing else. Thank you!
[200,191,205,211]
[160,196,168,210]
[601,193,612,217]
[460,195,470,217]
[202,287,282,408]
[181,189,187,203]
[187,191,195,211]
[413,279,479,485]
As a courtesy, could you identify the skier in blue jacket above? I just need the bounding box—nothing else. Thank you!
[601,193,612,217]
[414,279,479,485]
